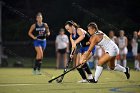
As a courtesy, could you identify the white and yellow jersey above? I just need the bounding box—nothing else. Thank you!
[94,31,119,56]
[132,38,138,56]
[118,36,126,48]
[132,38,138,48]
[118,36,128,55]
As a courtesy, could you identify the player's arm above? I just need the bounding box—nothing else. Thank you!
[124,36,128,48]
[28,24,36,40]
[69,35,76,58]
[66,36,70,53]
[44,23,50,36]
[70,34,76,49]
[81,36,97,63]
[74,28,85,44]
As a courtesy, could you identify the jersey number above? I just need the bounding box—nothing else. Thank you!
[39,31,45,36]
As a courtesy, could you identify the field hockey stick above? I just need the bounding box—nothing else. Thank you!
[56,48,75,83]
[48,63,83,83]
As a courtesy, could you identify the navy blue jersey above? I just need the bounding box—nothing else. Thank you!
[35,23,47,39]
[72,29,90,47]
[72,31,79,40]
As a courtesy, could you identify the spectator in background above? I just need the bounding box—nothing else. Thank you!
[117,30,128,67]
[137,30,140,71]
[109,30,118,65]
[109,30,117,43]
[55,28,69,69]
[131,31,139,70]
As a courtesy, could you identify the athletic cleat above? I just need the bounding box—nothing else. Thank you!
[88,78,98,83]
[32,70,36,75]
[88,74,93,80]
[36,70,42,75]
[78,79,88,83]
[124,67,130,79]
[136,68,140,71]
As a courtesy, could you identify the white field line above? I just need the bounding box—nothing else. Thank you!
[0,83,47,87]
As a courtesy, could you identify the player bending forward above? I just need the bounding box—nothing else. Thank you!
[80,22,130,83]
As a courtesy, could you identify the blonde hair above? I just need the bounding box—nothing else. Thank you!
[87,22,98,31]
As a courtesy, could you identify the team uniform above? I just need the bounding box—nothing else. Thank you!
[34,23,47,50]
[72,29,96,54]
[91,31,130,83]
[72,28,96,83]
[32,22,48,75]
[94,31,119,57]
[132,37,138,56]
[118,36,128,55]
[132,37,139,70]
[118,36,128,67]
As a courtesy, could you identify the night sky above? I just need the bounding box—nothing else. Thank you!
[2,0,140,41]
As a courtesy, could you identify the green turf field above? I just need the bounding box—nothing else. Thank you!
[0,68,140,93]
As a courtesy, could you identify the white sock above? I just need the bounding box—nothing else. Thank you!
[115,59,117,66]
[134,60,138,69]
[114,64,126,72]
[123,59,127,67]
[94,66,103,81]
[88,74,93,79]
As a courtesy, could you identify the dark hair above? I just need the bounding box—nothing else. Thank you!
[87,22,98,31]
[36,12,42,17]
[59,28,65,32]
[65,20,79,29]
[109,30,115,33]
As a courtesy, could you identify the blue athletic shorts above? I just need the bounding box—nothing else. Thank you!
[33,39,47,50]
[79,46,96,55]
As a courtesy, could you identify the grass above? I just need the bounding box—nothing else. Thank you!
[4,57,136,69]
[0,68,140,93]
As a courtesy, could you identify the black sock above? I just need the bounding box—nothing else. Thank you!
[82,63,92,74]
[77,68,87,79]
[38,62,42,71]
[37,59,42,71]
[33,60,39,71]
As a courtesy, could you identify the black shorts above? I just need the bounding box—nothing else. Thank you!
[58,48,66,54]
